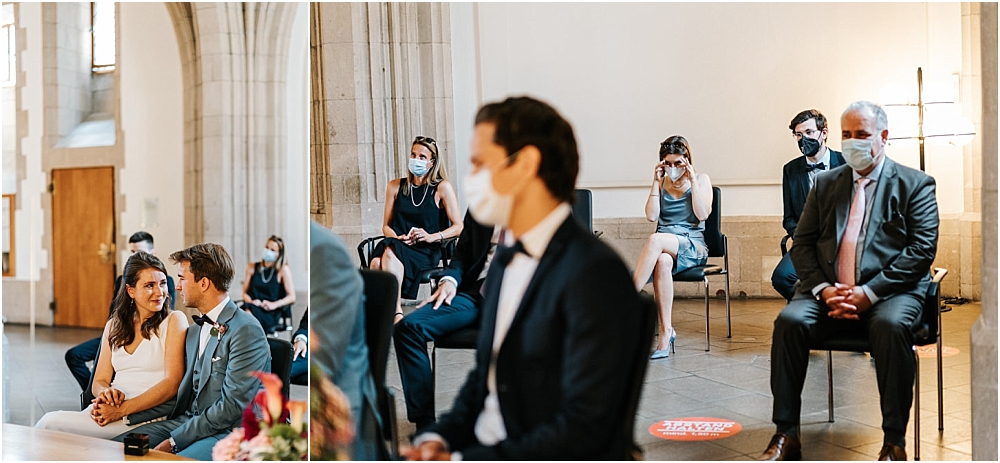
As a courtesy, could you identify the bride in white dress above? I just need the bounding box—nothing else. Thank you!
[35,251,187,439]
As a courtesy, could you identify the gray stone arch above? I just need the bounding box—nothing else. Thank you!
[165,2,301,270]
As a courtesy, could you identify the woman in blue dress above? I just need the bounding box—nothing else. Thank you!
[633,136,712,359]
[371,136,464,322]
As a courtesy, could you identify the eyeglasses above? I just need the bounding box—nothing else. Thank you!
[792,129,821,140]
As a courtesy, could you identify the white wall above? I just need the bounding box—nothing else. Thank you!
[451,2,966,217]
[118,2,184,262]
[285,2,309,296]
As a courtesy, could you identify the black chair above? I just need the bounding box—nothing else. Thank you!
[780,234,793,256]
[235,300,295,335]
[267,337,293,399]
[619,293,658,460]
[360,268,400,461]
[80,346,106,410]
[811,267,948,461]
[572,188,602,237]
[671,186,731,351]
[358,236,459,296]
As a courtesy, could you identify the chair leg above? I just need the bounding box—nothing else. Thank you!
[937,312,944,432]
[724,273,731,338]
[914,347,921,461]
[827,350,834,423]
[431,345,437,401]
[703,278,710,352]
[387,390,400,460]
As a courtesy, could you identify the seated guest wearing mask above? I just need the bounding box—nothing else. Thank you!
[242,235,296,334]
[406,96,644,460]
[771,110,845,301]
[759,102,938,461]
[631,136,712,359]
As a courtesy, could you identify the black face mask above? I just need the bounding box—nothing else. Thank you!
[797,136,822,157]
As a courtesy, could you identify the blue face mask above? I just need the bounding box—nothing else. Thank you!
[841,138,875,171]
[262,249,278,263]
[408,159,430,177]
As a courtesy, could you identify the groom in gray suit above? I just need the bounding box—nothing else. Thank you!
[759,101,939,461]
[115,243,270,460]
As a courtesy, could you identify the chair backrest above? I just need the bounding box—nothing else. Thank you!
[618,293,658,460]
[267,337,293,399]
[703,186,725,258]
[914,268,948,346]
[80,345,104,410]
[357,237,384,269]
[572,189,594,234]
[360,268,398,460]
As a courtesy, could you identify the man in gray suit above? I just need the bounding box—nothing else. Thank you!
[310,220,379,460]
[759,101,938,461]
[114,243,270,460]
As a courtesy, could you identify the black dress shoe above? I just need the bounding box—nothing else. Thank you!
[877,443,906,461]
[757,433,802,461]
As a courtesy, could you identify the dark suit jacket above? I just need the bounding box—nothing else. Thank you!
[441,212,495,294]
[428,215,644,460]
[782,149,846,236]
[791,157,938,300]
[294,308,308,340]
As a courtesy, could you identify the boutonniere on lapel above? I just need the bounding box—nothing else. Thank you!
[210,322,228,340]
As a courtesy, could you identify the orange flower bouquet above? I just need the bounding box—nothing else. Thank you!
[212,372,308,461]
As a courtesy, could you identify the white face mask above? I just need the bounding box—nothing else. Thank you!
[667,166,685,182]
[463,164,514,227]
[408,158,430,177]
[262,248,278,263]
[841,138,876,171]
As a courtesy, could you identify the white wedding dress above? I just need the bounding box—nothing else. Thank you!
[35,316,171,439]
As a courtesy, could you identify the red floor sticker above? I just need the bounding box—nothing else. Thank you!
[916,345,960,358]
[649,417,742,441]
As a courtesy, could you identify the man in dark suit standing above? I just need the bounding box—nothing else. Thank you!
[771,110,846,301]
[393,211,496,432]
[405,96,644,460]
[759,101,938,461]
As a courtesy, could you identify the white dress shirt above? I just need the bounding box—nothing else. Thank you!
[805,147,832,189]
[439,226,502,290]
[198,297,230,358]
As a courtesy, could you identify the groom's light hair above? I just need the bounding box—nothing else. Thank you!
[170,243,235,292]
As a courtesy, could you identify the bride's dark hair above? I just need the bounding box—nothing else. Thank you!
[107,252,171,349]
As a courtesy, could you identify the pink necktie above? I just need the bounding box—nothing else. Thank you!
[837,178,872,286]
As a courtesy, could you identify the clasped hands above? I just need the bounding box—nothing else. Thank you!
[248,299,277,311]
[399,227,441,246]
[820,283,872,320]
[402,440,451,461]
[89,387,127,426]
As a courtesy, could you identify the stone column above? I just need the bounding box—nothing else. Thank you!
[971,2,997,460]
[312,2,455,259]
[166,2,299,276]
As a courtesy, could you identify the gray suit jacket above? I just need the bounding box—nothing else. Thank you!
[164,300,271,449]
[309,221,378,458]
[791,157,939,300]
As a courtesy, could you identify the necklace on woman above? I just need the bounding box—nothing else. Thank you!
[261,264,276,284]
[410,181,430,207]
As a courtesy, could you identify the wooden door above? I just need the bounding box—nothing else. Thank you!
[52,167,116,328]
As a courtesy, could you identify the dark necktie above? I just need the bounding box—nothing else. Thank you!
[806,162,826,172]
[192,314,215,326]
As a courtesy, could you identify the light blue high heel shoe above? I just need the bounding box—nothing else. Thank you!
[650,328,677,359]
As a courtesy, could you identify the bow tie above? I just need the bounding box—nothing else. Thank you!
[806,162,826,172]
[192,314,215,326]
[493,240,526,269]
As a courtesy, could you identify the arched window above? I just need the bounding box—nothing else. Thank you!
[91,2,115,72]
